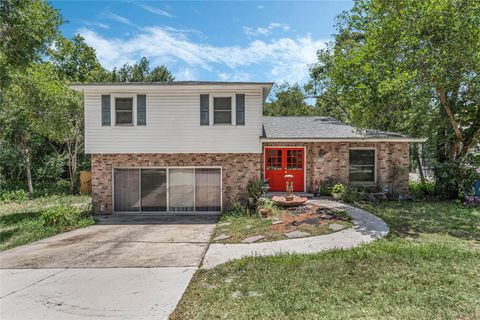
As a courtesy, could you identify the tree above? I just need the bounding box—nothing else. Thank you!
[0,0,62,88]
[309,0,480,197]
[110,57,174,82]
[49,35,108,192]
[50,34,109,83]
[264,83,318,116]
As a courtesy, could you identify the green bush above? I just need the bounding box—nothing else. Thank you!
[342,186,362,204]
[318,180,334,196]
[409,181,435,198]
[0,189,29,202]
[225,201,251,216]
[332,183,346,194]
[257,198,280,215]
[41,205,91,227]
[247,177,266,201]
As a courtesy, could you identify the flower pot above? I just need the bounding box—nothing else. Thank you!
[332,193,342,200]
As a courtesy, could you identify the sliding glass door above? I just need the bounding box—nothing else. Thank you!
[141,169,167,211]
[195,168,221,211]
[169,169,195,212]
[113,167,221,212]
[114,169,140,212]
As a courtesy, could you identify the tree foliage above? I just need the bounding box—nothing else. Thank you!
[309,0,480,197]
[110,57,174,82]
[264,83,319,116]
[0,0,63,88]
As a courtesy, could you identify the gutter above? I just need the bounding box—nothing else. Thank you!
[260,138,427,143]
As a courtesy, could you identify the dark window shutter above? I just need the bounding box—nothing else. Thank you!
[137,94,146,125]
[200,94,209,125]
[236,94,245,125]
[101,95,111,126]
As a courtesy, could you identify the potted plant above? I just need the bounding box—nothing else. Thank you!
[332,183,345,200]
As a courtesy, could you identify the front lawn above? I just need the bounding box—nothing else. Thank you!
[171,201,480,320]
[0,195,94,251]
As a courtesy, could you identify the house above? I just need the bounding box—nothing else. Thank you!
[71,81,422,214]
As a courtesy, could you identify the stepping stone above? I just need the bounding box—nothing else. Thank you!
[284,230,310,238]
[214,234,231,241]
[272,220,283,225]
[329,223,346,231]
[241,235,264,243]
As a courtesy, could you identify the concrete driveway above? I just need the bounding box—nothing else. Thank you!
[0,214,217,320]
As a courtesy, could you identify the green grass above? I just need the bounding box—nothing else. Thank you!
[172,201,480,320]
[0,195,94,251]
[214,210,351,243]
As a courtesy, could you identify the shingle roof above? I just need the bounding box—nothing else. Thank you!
[262,116,411,140]
[71,81,274,86]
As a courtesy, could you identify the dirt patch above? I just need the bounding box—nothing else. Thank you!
[272,204,349,234]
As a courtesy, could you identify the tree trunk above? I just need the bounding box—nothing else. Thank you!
[413,143,425,183]
[20,141,33,196]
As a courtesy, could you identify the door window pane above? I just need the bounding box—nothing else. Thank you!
[169,169,195,211]
[141,169,167,211]
[195,168,221,211]
[349,149,375,182]
[114,169,140,211]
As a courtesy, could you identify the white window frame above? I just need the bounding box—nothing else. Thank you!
[210,93,235,126]
[348,147,377,184]
[111,166,223,214]
[111,93,137,127]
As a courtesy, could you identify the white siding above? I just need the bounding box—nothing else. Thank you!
[84,86,264,154]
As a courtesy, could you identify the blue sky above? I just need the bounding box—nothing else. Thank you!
[52,1,353,84]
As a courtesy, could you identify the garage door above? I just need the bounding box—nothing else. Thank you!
[113,167,221,212]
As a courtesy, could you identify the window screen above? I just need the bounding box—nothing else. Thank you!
[349,149,375,182]
[169,169,195,212]
[213,97,232,124]
[115,98,133,125]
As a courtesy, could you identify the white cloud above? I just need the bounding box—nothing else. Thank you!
[79,26,326,83]
[138,4,173,17]
[257,5,265,10]
[105,12,138,28]
[83,21,110,29]
[217,72,251,82]
[243,23,290,37]
[176,67,197,80]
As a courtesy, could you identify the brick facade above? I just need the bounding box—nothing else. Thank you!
[262,142,410,194]
[91,142,409,214]
[91,153,261,214]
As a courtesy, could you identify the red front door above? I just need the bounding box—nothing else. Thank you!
[264,147,305,192]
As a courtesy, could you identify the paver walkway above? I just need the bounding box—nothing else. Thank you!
[202,199,388,269]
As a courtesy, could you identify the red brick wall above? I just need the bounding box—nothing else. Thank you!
[91,153,261,214]
[262,142,410,194]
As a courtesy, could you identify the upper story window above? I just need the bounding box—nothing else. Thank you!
[213,97,232,125]
[115,98,133,125]
[349,149,376,182]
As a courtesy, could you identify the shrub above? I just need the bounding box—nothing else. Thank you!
[41,205,91,227]
[225,201,251,216]
[0,189,29,202]
[342,186,362,204]
[257,198,280,215]
[409,181,435,198]
[247,177,266,201]
[318,180,334,196]
[332,183,346,194]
